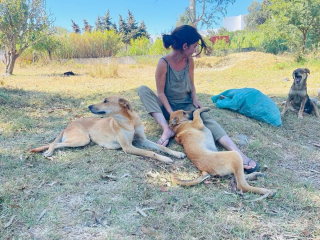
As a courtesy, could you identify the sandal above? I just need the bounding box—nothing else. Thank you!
[243,159,260,174]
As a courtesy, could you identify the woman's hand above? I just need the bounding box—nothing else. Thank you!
[193,99,203,109]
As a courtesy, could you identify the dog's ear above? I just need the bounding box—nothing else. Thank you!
[169,116,179,128]
[118,98,132,111]
[304,68,310,75]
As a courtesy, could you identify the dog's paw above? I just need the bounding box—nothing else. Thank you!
[161,156,174,163]
[199,107,211,113]
[267,190,277,198]
[43,151,53,157]
[173,151,186,159]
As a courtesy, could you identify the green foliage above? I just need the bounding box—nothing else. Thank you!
[149,38,170,56]
[118,10,149,44]
[53,30,123,59]
[262,0,320,53]
[128,37,149,56]
[33,33,61,60]
[205,29,289,55]
[244,0,270,31]
[126,37,170,56]
[0,0,53,73]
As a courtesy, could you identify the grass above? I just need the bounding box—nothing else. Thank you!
[0,52,320,239]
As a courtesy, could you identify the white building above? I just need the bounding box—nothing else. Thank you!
[223,14,246,31]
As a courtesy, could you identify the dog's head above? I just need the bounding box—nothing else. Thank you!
[169,110,193,132]
[292,68,310,86]
[88,96,132,116]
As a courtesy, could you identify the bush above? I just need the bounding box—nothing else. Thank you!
[127,37,150,56]
[149,38,169,56]
[53,30,123,59]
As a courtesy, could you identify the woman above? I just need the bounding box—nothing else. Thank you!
[137,25,258,173]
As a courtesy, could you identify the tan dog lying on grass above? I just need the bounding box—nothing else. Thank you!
[169,107,273,197]
[30,96,185,163]
[282,68,320,119]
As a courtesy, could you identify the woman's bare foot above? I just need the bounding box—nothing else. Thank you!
[243,157,256,170]
[157,129,175,147]
[243,158,259,174]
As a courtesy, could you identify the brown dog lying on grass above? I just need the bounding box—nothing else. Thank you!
[30,96,185,163]
[169,107,273,197]
[282,68,320,119]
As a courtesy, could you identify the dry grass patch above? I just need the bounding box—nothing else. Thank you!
[1,52,320,239]
[88,62,119,78]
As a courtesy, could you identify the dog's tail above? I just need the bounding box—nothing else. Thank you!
[30,145,50,153]
[171,172,210,186]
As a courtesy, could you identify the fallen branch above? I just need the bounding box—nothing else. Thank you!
[310,169,320,174]
[246,191,273,202]
[4,215,16,228]
[37,209,47,222]
[312,142,320,148]
[136,207,147,217]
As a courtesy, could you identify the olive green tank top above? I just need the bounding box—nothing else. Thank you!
[162,57,193,111]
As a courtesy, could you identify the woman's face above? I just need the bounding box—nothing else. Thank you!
[183,42,198,57]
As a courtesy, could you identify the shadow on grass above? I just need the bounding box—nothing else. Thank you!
[1,86,320,239]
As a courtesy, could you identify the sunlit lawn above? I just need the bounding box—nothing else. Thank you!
[1,52,320,239]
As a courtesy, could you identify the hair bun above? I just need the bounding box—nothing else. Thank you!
[162,34,174,49]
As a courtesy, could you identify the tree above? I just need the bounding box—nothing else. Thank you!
[136,20,149,39]
[111,22,118,33]
[71,19,81,33]
[176,10,192,27]
[126,10,138,40]
[244,0,270,31]
[33,33,60,60]
[95,16,103,31]
[118,11,149,45]
[83,19,92,32]
[262,0,320,53]
[0,0,53,75]
[216,27,228,35]
[118,14,129,44]
[186,0,236,29]
[101,10,113,30]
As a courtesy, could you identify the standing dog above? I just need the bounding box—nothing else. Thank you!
[169,108,272,196]
[30,96,185,163]
[281,68,320,119]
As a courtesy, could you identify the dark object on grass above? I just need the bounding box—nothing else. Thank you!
[63,71,75,76]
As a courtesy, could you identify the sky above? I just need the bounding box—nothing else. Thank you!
[46,0,254,36]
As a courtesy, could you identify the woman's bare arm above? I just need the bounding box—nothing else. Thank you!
[189,57,202,108]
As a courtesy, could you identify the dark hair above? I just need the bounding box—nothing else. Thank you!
[162,25,207,56]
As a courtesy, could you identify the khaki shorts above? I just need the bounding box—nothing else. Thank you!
[137,85,227,141]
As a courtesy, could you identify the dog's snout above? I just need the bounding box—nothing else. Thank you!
[88,105,98,114]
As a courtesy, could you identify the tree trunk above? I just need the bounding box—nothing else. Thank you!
[48,50,52,61]
[190,0,196,27]
[189,0,201,57]
[4,51,18,75]
[302,30,307,54]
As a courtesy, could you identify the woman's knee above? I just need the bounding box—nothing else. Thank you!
[137,85,151,96]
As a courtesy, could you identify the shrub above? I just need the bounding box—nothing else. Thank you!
[127,37,150,56]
